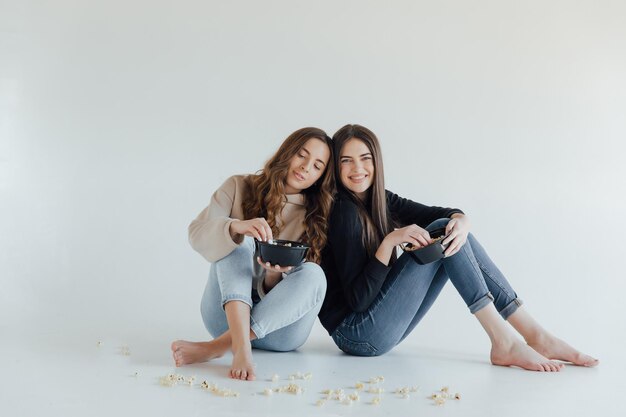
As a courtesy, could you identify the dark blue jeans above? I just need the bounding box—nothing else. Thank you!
[331,218,523,356]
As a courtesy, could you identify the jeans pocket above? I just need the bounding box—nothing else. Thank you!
[332,329,378,357]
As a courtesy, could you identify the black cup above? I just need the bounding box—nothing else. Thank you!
[255,239,310,267]
[404,227,448,265]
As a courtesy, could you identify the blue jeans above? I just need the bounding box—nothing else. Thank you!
[331,218,523,356]
[201,236,327,352]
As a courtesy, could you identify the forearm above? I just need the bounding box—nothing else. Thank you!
[262,270,282,293]
[374,240,396,266]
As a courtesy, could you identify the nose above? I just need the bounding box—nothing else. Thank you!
[300,162,311,173]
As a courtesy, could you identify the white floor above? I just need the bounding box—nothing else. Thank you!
[2,314,621,417]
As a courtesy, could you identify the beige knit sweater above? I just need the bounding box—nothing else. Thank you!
[188,175,307,263]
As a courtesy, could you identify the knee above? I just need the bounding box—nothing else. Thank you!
[426,218,450,231]
[291,262,327,303]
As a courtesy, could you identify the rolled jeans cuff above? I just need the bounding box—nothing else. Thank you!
[468,292,495,314]
[500,298,523,320]
[221,294,253,310]
[250,316,265,339]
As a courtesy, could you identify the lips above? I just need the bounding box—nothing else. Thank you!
[349,174,368,184]
[293,171,306,181]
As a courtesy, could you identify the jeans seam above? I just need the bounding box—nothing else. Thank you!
[459,241,490,296]
[474,258,516,301]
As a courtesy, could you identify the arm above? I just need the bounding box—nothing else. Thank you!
[387,191,464,228]
[188,176,242,263]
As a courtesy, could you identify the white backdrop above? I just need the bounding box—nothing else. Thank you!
[1,0,625,357]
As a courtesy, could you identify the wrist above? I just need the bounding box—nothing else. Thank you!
[263,271,282,292]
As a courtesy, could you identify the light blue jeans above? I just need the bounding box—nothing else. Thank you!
[201,236,327,351]
[331,218,523,356]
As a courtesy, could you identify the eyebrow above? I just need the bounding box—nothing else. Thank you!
[301,147,327,166]
[340,152,372,159]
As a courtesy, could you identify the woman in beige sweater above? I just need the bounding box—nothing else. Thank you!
[171,127,335,381]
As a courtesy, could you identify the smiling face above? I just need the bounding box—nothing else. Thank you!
[338,138,375,200]
[283,138,331,194]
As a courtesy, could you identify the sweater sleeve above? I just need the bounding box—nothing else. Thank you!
[328,197,392,313]
[188,176,244,263]
[386,191,464,228]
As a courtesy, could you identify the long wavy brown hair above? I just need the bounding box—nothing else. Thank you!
[242,127,335,264]
[332,124,396,262]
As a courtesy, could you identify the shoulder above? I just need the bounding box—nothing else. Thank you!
[219,174,253,191]
[384,189,405,207]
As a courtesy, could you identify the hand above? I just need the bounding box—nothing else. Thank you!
[229,217,273,242]
[442,215,470,257]
[385,224,432,249]
[256,256,292,292]
[256,256,293,275]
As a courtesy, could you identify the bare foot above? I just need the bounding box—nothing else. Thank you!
[170,340,225,367]
[528,334,599,367]
[230,345,256,381]
[491,339,564,372]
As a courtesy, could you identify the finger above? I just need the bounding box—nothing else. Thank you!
[445,219,456,235]
[442,231,457,246]
[253,224,267,242]
[274,264,281,270]
[259,218,273,242]
[414,234,430,247]
[444,240,459,257]
[407,236,423,248]
[249,230,262,241]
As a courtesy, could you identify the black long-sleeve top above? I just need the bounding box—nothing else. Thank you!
[319,190,464,335]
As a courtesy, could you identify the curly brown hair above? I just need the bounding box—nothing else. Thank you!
[242,127,335,264]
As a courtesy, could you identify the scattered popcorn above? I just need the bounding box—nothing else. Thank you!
[132,371,139,378]
[342,398,353,405]
[402,394,410,399]
[368,387,384,394]
[263,388,273,396]
[429,386,461,406]
[96,341,103,347]
[271,374,279,382]
[119,345,131,356]
[348,393,360,402]
[316,400,326,407]
[355,382,364,390]
[371,397,381,405]
[303,372,313,380]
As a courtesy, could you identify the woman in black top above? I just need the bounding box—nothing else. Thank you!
[319,124,598,371]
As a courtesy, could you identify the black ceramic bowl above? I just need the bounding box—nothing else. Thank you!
[403,227,448,265]
[255,239,310,267]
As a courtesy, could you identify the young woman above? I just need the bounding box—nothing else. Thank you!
[319,124,598,371]
[172,127,335,381]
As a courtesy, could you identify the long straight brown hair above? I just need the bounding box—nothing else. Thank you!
[332,124,395,260]
[242,127,335,264]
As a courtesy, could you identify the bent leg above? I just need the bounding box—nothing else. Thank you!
[250,262,326,345]
[331,254,443,356]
